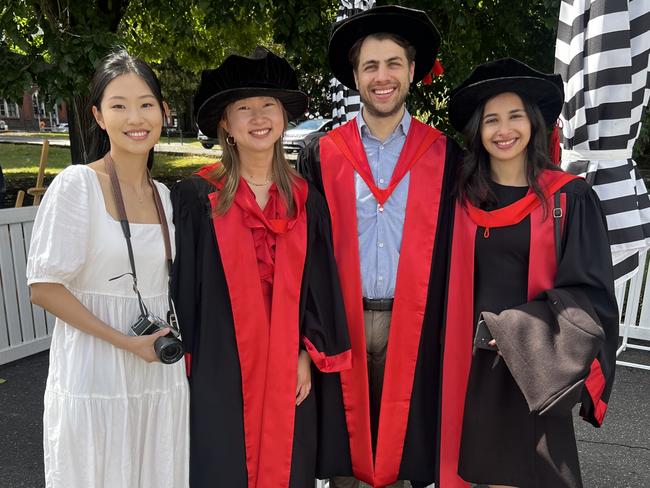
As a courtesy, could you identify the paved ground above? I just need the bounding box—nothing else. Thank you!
[1,345,648,488]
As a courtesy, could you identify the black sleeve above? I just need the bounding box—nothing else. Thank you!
[171,176,206,359]
[296,135,325,196]
[556,178,618,426]
[299,185,351,372]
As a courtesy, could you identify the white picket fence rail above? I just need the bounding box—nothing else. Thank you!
[1,203,648,486]
[2,204,650,367]
[616,250,650,370]
[0,206,54,366]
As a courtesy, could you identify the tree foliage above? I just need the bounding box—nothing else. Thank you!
[0,1,126,103]
[1,0,128,163]
[379,0,562,135]
[7,0,648,163]
[0,0,278,163]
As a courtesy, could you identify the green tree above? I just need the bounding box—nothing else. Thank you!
[265,0,339,116]
[0,0,277,163]
[0,0,127,164]
[123,0,275,135]
[381,0,562,136]
[0,0,578,160]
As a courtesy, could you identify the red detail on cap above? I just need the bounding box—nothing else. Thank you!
[422,60,445,85]
[433,59,445,76]
[550,123,561,165]
[184,353,192,377]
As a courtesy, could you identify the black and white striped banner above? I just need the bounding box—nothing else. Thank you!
[554,0,650,285]
[330,0,375,127]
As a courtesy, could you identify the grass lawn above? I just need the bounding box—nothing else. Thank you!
[2,131,205,148]
[0,142,214,179]
[2,131,71,139]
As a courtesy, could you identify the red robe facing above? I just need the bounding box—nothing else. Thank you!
[442,170,618,488]
[171,167,351,488]
[299,119,461,487]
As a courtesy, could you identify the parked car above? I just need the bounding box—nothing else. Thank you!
[52,122,69,133]
[283,118,333,154]
[0,120,7,131]
[197,129,218,149]
[163,126,179,137]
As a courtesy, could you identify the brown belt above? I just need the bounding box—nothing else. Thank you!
[362,297,394,312]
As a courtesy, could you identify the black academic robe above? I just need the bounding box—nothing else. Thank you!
[442,174,618,488]
[171,171,351,488]
[298,118,461,487]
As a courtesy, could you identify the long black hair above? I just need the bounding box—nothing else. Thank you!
[456,91,558,212]
[88,49,164,168]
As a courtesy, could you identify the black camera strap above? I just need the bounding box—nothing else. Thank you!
[104,153,177,328]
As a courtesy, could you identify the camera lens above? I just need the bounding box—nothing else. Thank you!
[154,335,185,364]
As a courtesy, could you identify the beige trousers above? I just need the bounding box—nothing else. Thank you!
[330,311,409,488]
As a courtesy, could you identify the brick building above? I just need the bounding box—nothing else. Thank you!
[0,89,68,131]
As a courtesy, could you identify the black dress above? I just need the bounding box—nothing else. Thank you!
[458,179,619,488]
[170,175,350,488]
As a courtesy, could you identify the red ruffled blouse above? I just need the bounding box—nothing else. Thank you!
[234,179,300,321]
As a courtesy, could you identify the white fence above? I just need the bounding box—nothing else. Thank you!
[2,203,650,369]
[0,206,53,366]
[616,250,650,370]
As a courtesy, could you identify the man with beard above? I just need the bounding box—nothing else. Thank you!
[298,5,461,488]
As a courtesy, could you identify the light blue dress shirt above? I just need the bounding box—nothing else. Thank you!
[356,109,411,299]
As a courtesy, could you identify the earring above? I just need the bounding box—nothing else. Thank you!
[226,135,236,146]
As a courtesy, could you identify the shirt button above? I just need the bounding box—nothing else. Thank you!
[378,276,384,281]
[379,145,384,150]
[378,242,384,248]
[379,178,385,184]
[378,205,384,212]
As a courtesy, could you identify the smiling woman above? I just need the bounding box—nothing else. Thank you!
[479,92,532,179]
[92,73,165,159]
[443,58,619,488]
[25,50,189,488]
[171,46,351,488]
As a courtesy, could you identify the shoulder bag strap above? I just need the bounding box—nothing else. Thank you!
[553,191,563,264]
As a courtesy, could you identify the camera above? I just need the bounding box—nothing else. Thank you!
[130,312,184,364]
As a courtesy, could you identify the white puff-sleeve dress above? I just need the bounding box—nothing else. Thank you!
[26,165,189,488]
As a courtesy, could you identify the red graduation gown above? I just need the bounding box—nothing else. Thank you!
[299,118,458,487]
[442,170,618,487]
[171,166,351,488]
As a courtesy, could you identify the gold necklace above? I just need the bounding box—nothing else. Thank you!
[243,176,272,187]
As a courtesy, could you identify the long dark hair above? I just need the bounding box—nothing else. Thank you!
[456,91,558,212]
[88,49,165,168]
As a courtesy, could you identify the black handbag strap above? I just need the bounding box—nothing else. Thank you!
[553,191,563,263]
[104,153,174,319]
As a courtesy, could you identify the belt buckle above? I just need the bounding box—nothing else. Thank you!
[363,297,393,311]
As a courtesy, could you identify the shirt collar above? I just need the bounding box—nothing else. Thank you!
[357,107,411,140]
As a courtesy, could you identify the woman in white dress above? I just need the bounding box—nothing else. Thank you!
[26,50,189,488]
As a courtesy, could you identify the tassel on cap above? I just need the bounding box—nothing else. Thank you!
[549,121,561,166]
[422,59,445,85]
